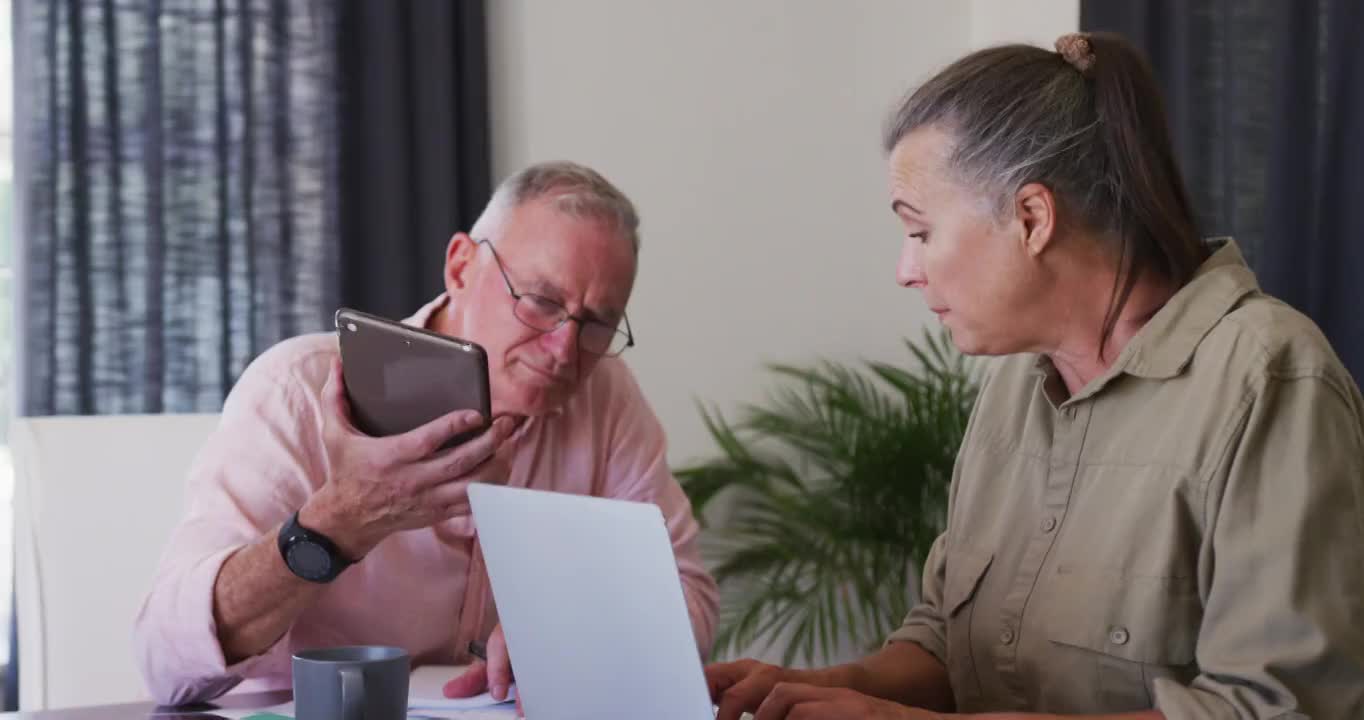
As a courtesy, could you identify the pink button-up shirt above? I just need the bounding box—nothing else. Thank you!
[133,295,719,705]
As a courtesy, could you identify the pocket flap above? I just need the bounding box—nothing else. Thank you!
[944,546,994,618]
[1044,570,1200,665]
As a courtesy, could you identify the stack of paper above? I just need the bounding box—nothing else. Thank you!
[407,665,518,718]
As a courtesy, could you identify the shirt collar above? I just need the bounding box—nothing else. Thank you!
[1034,238,1260,404]
[1117,237,1259,380]
[403,293,451,329]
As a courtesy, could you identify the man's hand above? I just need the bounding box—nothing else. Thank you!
[302,358,522,558]
[752,683,945,720]
[444,625,522,715]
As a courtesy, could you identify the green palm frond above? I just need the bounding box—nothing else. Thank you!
[675,330,979,666]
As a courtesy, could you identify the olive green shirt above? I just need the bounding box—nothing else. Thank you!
[889,240,1364,718]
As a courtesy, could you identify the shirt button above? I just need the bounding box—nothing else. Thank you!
[1109,626,1130,646]
[1041,516,1058,533]
[1000,627,1016,645]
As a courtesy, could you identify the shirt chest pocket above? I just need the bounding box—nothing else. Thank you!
[943,546,994,710]
[1041,570,1202,712]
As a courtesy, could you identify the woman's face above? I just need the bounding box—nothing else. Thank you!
[888,126,1048,356]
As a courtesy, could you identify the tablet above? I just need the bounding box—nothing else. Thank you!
[335,307,491,449]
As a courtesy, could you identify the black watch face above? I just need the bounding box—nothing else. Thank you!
[287,541,335,582]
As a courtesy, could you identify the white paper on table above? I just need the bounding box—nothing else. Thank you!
[207,699,519,720]
[203,701,294,719]
[406,709,519,720]
[408,665,518,710]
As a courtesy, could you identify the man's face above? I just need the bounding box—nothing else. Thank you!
[445,195,637,417]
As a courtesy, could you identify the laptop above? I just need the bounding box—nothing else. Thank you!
[468,483,717,720]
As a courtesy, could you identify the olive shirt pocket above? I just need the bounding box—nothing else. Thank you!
[943,546,994,707]
[1042,569,1201,712]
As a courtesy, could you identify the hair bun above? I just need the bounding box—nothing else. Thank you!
[1055,33,1096,75]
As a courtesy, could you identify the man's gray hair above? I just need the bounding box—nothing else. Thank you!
[471,161,641,254]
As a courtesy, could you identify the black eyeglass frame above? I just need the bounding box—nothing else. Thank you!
[474,237,636,357]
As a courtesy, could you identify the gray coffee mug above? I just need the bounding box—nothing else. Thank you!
[292,646,410,720]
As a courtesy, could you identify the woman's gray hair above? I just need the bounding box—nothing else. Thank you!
[472,161,641,254]
[884,33,1208,356]
[883,44,1105,225]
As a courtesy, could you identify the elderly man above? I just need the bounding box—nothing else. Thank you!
[133,162,718,705]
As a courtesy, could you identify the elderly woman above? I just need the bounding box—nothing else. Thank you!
[707,32,1364,720]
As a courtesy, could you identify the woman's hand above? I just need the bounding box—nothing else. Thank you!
[707,659,791,720]
[753,682,947,720]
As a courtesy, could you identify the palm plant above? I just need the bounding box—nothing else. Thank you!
[677,330,979,666]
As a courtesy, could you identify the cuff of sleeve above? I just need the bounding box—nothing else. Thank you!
[1152,676,1307,720]
[183,546,293,681]
[884,625,946,668]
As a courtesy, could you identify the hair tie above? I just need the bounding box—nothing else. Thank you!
[1055,33,1096,75]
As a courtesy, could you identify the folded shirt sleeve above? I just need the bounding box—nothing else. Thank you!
[132,345,326,705]
[1153,375,1364,720]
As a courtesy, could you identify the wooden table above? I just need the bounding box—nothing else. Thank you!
[0,691,292,719]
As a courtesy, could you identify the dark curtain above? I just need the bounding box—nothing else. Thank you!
[1081,0,1364,383]
[336,0,491,319]
[10,0,490,708]
[11,0,342,709]
[15,0,342,417]
[14,0,493,412]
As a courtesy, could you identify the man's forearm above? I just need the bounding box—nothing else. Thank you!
[212,523,326,664]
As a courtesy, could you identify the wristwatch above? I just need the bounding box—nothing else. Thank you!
[277,510,356,583]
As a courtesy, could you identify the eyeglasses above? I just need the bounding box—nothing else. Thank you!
[476,238,635,357]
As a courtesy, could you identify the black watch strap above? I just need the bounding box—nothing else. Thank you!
[277,510,356,583]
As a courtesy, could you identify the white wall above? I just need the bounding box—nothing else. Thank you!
[971,0,1080,49]
[488,1,970,465]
